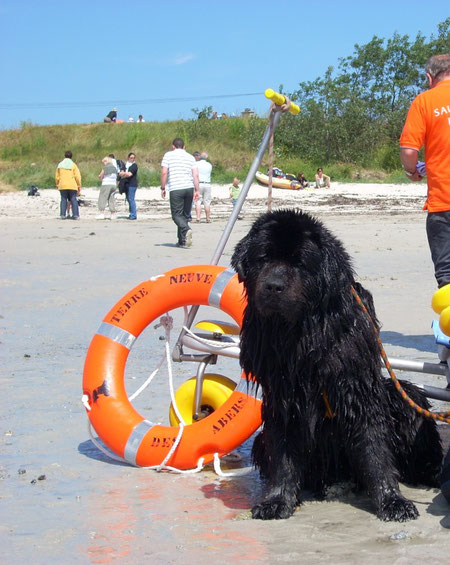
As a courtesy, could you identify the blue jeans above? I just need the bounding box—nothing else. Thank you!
[60,190,79,218]
[169,188,193,244]
[126,186,138,219]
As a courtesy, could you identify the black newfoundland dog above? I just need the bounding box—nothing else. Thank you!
[231,209,442,522]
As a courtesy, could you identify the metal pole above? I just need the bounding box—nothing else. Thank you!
[209,108,281,265]
[173,108,283,359]
[388,357,447,376]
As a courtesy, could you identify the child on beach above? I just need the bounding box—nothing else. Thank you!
[229,177,243,219]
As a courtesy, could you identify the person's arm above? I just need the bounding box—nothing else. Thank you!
[55,168,60,188]
[121,165,135,179]
[399,95,425,182]
[192,167,200,201]
[99,169,105,180]
[400,147,422,181]
[160,166,168,198]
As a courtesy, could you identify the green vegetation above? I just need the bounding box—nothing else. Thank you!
[0,18,448,191]
[0,118,262,190]
[283,17,450,168]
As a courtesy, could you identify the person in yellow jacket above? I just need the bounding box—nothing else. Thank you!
[55,150,82,219]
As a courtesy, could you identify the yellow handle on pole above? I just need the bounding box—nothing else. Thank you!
[265,88,300,115]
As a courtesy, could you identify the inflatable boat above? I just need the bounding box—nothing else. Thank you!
[255,171,302,190]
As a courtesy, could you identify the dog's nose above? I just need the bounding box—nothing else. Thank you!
[263,279,285,294]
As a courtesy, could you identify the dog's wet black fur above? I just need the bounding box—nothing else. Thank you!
[231,209,442,522]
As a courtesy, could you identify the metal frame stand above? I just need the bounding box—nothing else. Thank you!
[172,107,282,364]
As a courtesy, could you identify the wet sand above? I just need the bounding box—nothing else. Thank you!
[1,185,450,563]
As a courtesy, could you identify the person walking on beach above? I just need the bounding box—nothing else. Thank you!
[119,152,138,220]
[55,150,81,220]
[400,53,450,505]
[400,53,450,289]
[160,138,199,248]
[195,152,213,223]
[315,168,331,188]
[97,156,117,220]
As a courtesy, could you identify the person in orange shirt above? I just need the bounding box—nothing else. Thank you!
[400,53,450,288]
[400,54,450,505]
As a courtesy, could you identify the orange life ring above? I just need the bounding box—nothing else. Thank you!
[82,265,262,469]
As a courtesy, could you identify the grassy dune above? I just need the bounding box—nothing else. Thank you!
[0,118,407,191]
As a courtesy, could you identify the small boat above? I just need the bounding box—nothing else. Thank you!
[255,171,302,190]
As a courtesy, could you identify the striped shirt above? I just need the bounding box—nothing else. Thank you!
[161,149,197,192]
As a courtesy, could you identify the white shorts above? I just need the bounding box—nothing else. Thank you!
[198,183,212,206]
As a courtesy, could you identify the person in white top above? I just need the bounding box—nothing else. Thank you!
[194,152,213,223]
[97,156,118,219]
[161,138,199,248]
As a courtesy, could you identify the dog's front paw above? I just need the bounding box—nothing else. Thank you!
[377,496,419,522]
[252,497,295,520]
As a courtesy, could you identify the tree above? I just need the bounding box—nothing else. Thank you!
[191,105,213,120]
[282,19,450,168]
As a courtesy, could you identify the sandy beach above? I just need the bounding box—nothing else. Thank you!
[1,182,450,564]
[0,181,430,220]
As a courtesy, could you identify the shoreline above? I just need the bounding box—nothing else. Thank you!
[0,181,428,220]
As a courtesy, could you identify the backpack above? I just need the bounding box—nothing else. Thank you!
[116,159,125,181]
[28,185,40,196]
[270,167,285,178]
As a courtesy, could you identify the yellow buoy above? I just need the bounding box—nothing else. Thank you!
[431,283,450,314]
[194,319,240,335]
[439,305,450,336]
[169,374,236,426]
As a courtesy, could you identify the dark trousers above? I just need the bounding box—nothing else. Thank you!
[426,211,450,287]
[60,189,79,218]
[169,188,193,244]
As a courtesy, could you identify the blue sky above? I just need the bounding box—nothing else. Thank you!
[0,0,447,130]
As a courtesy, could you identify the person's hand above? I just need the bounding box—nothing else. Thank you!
[403,167,423,182]
[280,96,292,113]
[407,172,424,182]
[193,190,200,201]
[160,188,166,199]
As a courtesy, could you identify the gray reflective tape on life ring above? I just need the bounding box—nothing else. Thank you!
[208,268,236,308]
[96,322,136,350]
[235,378,263,401]
[123,419,155,466]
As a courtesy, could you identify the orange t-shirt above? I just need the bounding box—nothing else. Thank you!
[400,79,450,212]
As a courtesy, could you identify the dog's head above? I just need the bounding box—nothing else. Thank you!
[231,209,354,322]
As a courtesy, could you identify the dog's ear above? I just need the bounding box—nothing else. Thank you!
[231,238,249,282]
[233,259,247,282]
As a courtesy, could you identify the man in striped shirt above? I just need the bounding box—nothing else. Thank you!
[161,138,200,248]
